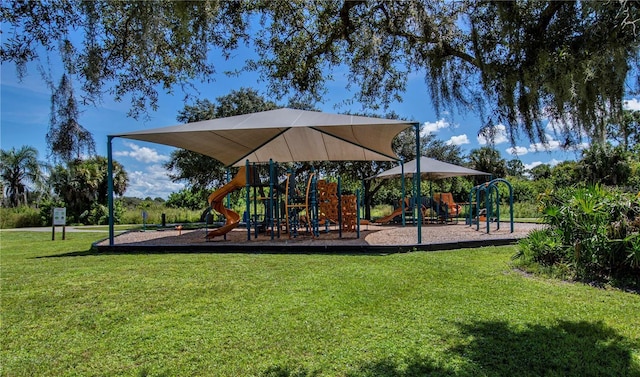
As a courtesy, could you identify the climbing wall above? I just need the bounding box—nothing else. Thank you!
[341,195,357,232]
[318,180,339,223]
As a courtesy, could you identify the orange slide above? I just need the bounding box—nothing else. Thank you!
[206,166,248,239]
[374,207,405,224]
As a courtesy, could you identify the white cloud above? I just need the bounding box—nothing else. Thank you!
[477,123,508,145]
[524,161,543,171]
[528,137,561,152]
[446,134,470,146]
[624,98,640,111]
[524,158,563,172]
[545,119,564,133]
[569,142,590,151]
[547,159,562,167]
[125,164,185,199]
[115,142,169,163]
[506,146,528,156]
[421,119,450,135]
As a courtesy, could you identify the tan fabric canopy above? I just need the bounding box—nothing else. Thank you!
[369,156,490,180]
[113,108,415,166]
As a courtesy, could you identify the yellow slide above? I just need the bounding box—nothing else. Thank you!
[206,166,248,239]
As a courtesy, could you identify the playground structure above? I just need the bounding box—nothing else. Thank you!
[205,166,254,239]
[107,109,480,246]
[205,160,363,241]
[373,194,461,225]
[467,178,514,233]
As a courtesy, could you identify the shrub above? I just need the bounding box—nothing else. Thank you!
[514,185,640,288]
[0,206,42,228]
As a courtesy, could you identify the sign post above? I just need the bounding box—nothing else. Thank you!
[142,211,148,231]
[52,207,66,240]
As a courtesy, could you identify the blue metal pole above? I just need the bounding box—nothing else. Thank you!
[312,168,318,237]
[401,160,406,227]
[253,163,258,239]
[467,188,473,226]
[415,123,422,244]
[485,183,493,234]
[356,188,360,239]
[245,160,250,241]
[224,168,230,241]
[107,136,114,245]
[338,176,342,239]
[269,159,275,240]
[226,169,231,208]
[476,185,482,232]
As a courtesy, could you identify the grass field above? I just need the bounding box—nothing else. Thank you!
[1,231,639,376]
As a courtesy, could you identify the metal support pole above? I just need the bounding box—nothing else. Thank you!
[245,160,251,241]
[401,160,406,227]
[356,188,360,239]
[311,168,319,237]
[269,159,275,240]
[253,163,258,239]
[415,123,422,244]
[467,189,474,226]
[338,177,342,239]
[107,136,115,245]
[224,168,230,241]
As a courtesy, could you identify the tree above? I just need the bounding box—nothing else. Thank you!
[468,147,507,181]
[579,143,632,186]
[506,159,526,178]
[551,160,580,188]
[165,88,279,191]
[47,74,95,163]
[2,1,638,145]
[0,145,43,207]
[608,109,640,151]
[50,157,127,223]
[529,164,552,181]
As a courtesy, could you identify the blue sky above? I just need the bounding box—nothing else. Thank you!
[2,48,639,199]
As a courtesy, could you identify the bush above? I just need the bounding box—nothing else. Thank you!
[514,185,640,288]
[0,206,42,228]
[165,188,209,210]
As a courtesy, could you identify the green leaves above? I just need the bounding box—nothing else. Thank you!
[4,1,638,145]
[515,184,640,287]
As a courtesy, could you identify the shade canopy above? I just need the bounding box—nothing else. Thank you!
[113,108,415,166]
[370,156,491,180]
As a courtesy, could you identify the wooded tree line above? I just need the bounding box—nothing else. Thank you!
[2,86,639,222]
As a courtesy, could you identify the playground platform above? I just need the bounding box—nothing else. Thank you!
[93,222,542,254]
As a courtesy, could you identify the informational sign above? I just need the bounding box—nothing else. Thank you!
[52,207,67,240]
[53,207,66,225]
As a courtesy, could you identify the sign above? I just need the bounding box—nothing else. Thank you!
[53,208,66,225]
[52,207,66,240]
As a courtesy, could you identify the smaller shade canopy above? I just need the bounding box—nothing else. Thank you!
[112,108,415,166]
[369,156,490,180]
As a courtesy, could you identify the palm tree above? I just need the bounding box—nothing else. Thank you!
[0,146,43,207]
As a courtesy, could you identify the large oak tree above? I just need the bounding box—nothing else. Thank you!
[2,1,638,147]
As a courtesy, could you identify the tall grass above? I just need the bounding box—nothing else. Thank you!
[120,206,202,225]
[0,206,42,228]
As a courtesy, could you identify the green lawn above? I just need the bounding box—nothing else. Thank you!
[2,232,639,377]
